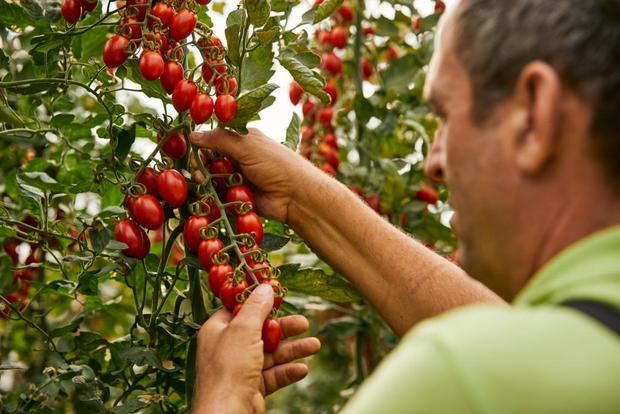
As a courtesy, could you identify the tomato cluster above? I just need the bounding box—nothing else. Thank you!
[1,235,40,319]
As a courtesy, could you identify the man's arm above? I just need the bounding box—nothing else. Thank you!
[191,129,505,336]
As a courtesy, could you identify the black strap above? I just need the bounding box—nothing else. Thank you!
[561,300,620,335]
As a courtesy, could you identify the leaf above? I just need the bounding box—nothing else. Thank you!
[0,0,36,27]
[225,9,244,66]
[261,233,290,252]
[277,264,359,302]
[278,49,329,104]
[375,15,399,37]
[244,0,270,26]
[381,54,423,94]
[89,227,111,254]
[18,172,66,193]
[126,61,169,101]
[284,112,300,150]
[119,347,178,372]
[112,398,148,414]
[240,43,275,92]
[312,0,343,23]
[114,124,136,163]
[228,83,278,130]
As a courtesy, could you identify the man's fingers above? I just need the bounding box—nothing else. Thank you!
[197,309,232,340]
[279,315,310,338]
[190,128,244,160]
[263,337,321,369]
[262,363,309,396]
[231,284,274,331]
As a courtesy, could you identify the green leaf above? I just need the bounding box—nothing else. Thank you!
[112,398,148,414]
[244,0,270,26]
[381,54,423,94]
[240,43,275,92]
[225,9,244,66]
[277,264,359,302]
[119,347,178,372]
[18,172,66,193]
[312,0,343,24]
[0,0,36,27]
[375,15,399,37]
[114,124,136,163]
[89,227,110,254]
[126,61,169,101]
[227,83,278,130]
[284,112,300,150]
[261,233,290,252]
[278,49,329,103]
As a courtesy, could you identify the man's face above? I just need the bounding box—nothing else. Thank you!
[424,4,526,298]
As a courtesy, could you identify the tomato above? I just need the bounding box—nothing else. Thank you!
[119,17,142,40]
[198,237,224,270]
[215,94,237,123]
[232,302,242,317]
[365,193,382,214]
[263,278,283,310]
[125,195,137,217]
[289,81,304,105]
[3,238,19,264]
[172,79,198,112]
[362,25,374,37]
[126,0,149,21]
[208,263,232,297]
[323,80,338,105]
[61,0,82,24]
[158,169,187,207]
[219,279,248,311]
[151,31,168,54]
[139,51,164,81]
[148,2,174,29]
[262,318,282,353]
[190,93,214,124]
[158,131,187,159]
[160,61,184,94]
[208,157,234,190]
[318,143,340,169]
[317,31,332,47]
[330,27,348,49]
[225,184,255,214]
[386,45,400,63]
[300,145,312,159]
[198,197,222,221]
[114,219,150,259]
[80,0,97,12]
[184,215,209,252]
[301,126,314,143]
[244,260,270,285]
[103,35,129,69]
[131,194,164,230]
[319,163,336,176]
[416,184,439,204]
[195,0,211,6]
[214,76,238,96]
[236,212,263,246]
[435,0,446,14]
[361,57,373,80]
[137,167,160,198]
[302,99,316,118]
[338,3,354,23]
[318,107,333,126]
[321,132,337,148]
[201,60,222,83]
[412,16,423,32]
[321,52,343,76]
[169,9,197,41]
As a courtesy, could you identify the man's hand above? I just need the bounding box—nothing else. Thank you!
[190,128,315,223]
[192,284,321,413]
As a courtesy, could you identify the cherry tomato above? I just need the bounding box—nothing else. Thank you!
[61,0,82,24]
[214,76,238,96]
[365,193,382,214]
[80,0,97,12]
[208,157,235,190]
[337,3,354,23]
[148,1,174,29]
[151,31,168,54]
[215,94,237,123]
[126,0,149,21]
[362,25,375,37]
[236,212,263,246]
[435,0,446,14]
[169,9,197,41]
[114,219,150,259]
[172,79,198,112]
[289,81,304,105]
[184,215,209,252]
[301,126,314,143]
[118,17,141,41]
[195,0,211,5]
[137,167,160,198]
[244,260,270,285]
[198,237,224,270]
[198,197,222,221]
[158,169,187,207]
[317,30,332,47]
[318,143,340,169]
[262,318,282,353]
[412,16,423,32]
[201,59,226,83]
[323,80,338,105]
[225,184,255,214]
[361,57,373,80]
[318,107,333,126]
[386,45,400,63]
[219,279,248,311]
[190,93,214,124]
[321,132,337,148]
[319,163,337,176]
[158,131,187,159]
[232,302,242,317]
[302,99,316,119]
[139,51,164,81]
[416,184,439,204]
[321,52,342,76]
[3,238,19,264]
[125,195,137,217]
[160,61,184,94]
[131,194,164,230]
[263,278,284,310]
[103,34,129,69]
[330,27,348,49]
[208,263,233,297]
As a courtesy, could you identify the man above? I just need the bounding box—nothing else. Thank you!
[190,0,620,412]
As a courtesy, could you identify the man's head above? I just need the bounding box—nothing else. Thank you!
[424,0,620,299]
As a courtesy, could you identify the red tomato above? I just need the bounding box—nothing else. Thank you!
[215,94,237,123]
[318,106,333,126]
[214,76,238,96]
[435,0,446,14]
[126,0,149,21]
[80,0,97,12]
[236,212,263,246]
[184,215,209,252]
[3,238,19,264]
[119,16,142,40]
[139,51,164,81]
[330,26,348,49]
[338,3,354,22]
[318,143,340,169]
[232,302,242,317]
[114,219,150,259]
[158,131,187,159]
[198,237,224,270]
[132,194,164,230]
[321,52,343,76]
[201,59,226,83]
[151,31,168,54]
[148,2,174,29]
[263,278,283,310]
[208,263,233,297]
[195,0,211,5]
[362,25,374,37]
[319,163,336,176]
[172,79,198,112]
[301,126,314,143]
[190,93,214,124]
[361,57,373,80]
[244,260,270,285]
[103,35,129,69]
[198,197,222,221]
[321,132,337,148]
[323,80,338,105]
[61,0,82,24]
[262,318,282,353]
[169,9,197,41]
[317,30,332,47]
[365,193,382,214]
[137,167,160,198]
[412,16,423,32]
[220,279,248,311]
[125,195,137,217]
[160,61,184,94]
[289,81,303,105]
[158,169,187,207]
[208,157,235,190]
[302,99,316,118]
[386,45,400,63]
[416,184,439,204]
[225,184,255,215]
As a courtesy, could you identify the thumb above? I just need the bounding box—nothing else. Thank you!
[234,284,274,330]
[190,128,244,161]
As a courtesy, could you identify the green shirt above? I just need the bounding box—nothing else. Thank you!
[343,226,620,413]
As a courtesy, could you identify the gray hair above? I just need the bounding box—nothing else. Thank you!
[455,0,620,183]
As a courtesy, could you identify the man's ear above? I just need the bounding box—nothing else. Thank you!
[510,61,563,175]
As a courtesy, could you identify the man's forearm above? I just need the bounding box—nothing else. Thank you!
[288,168,505,336]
